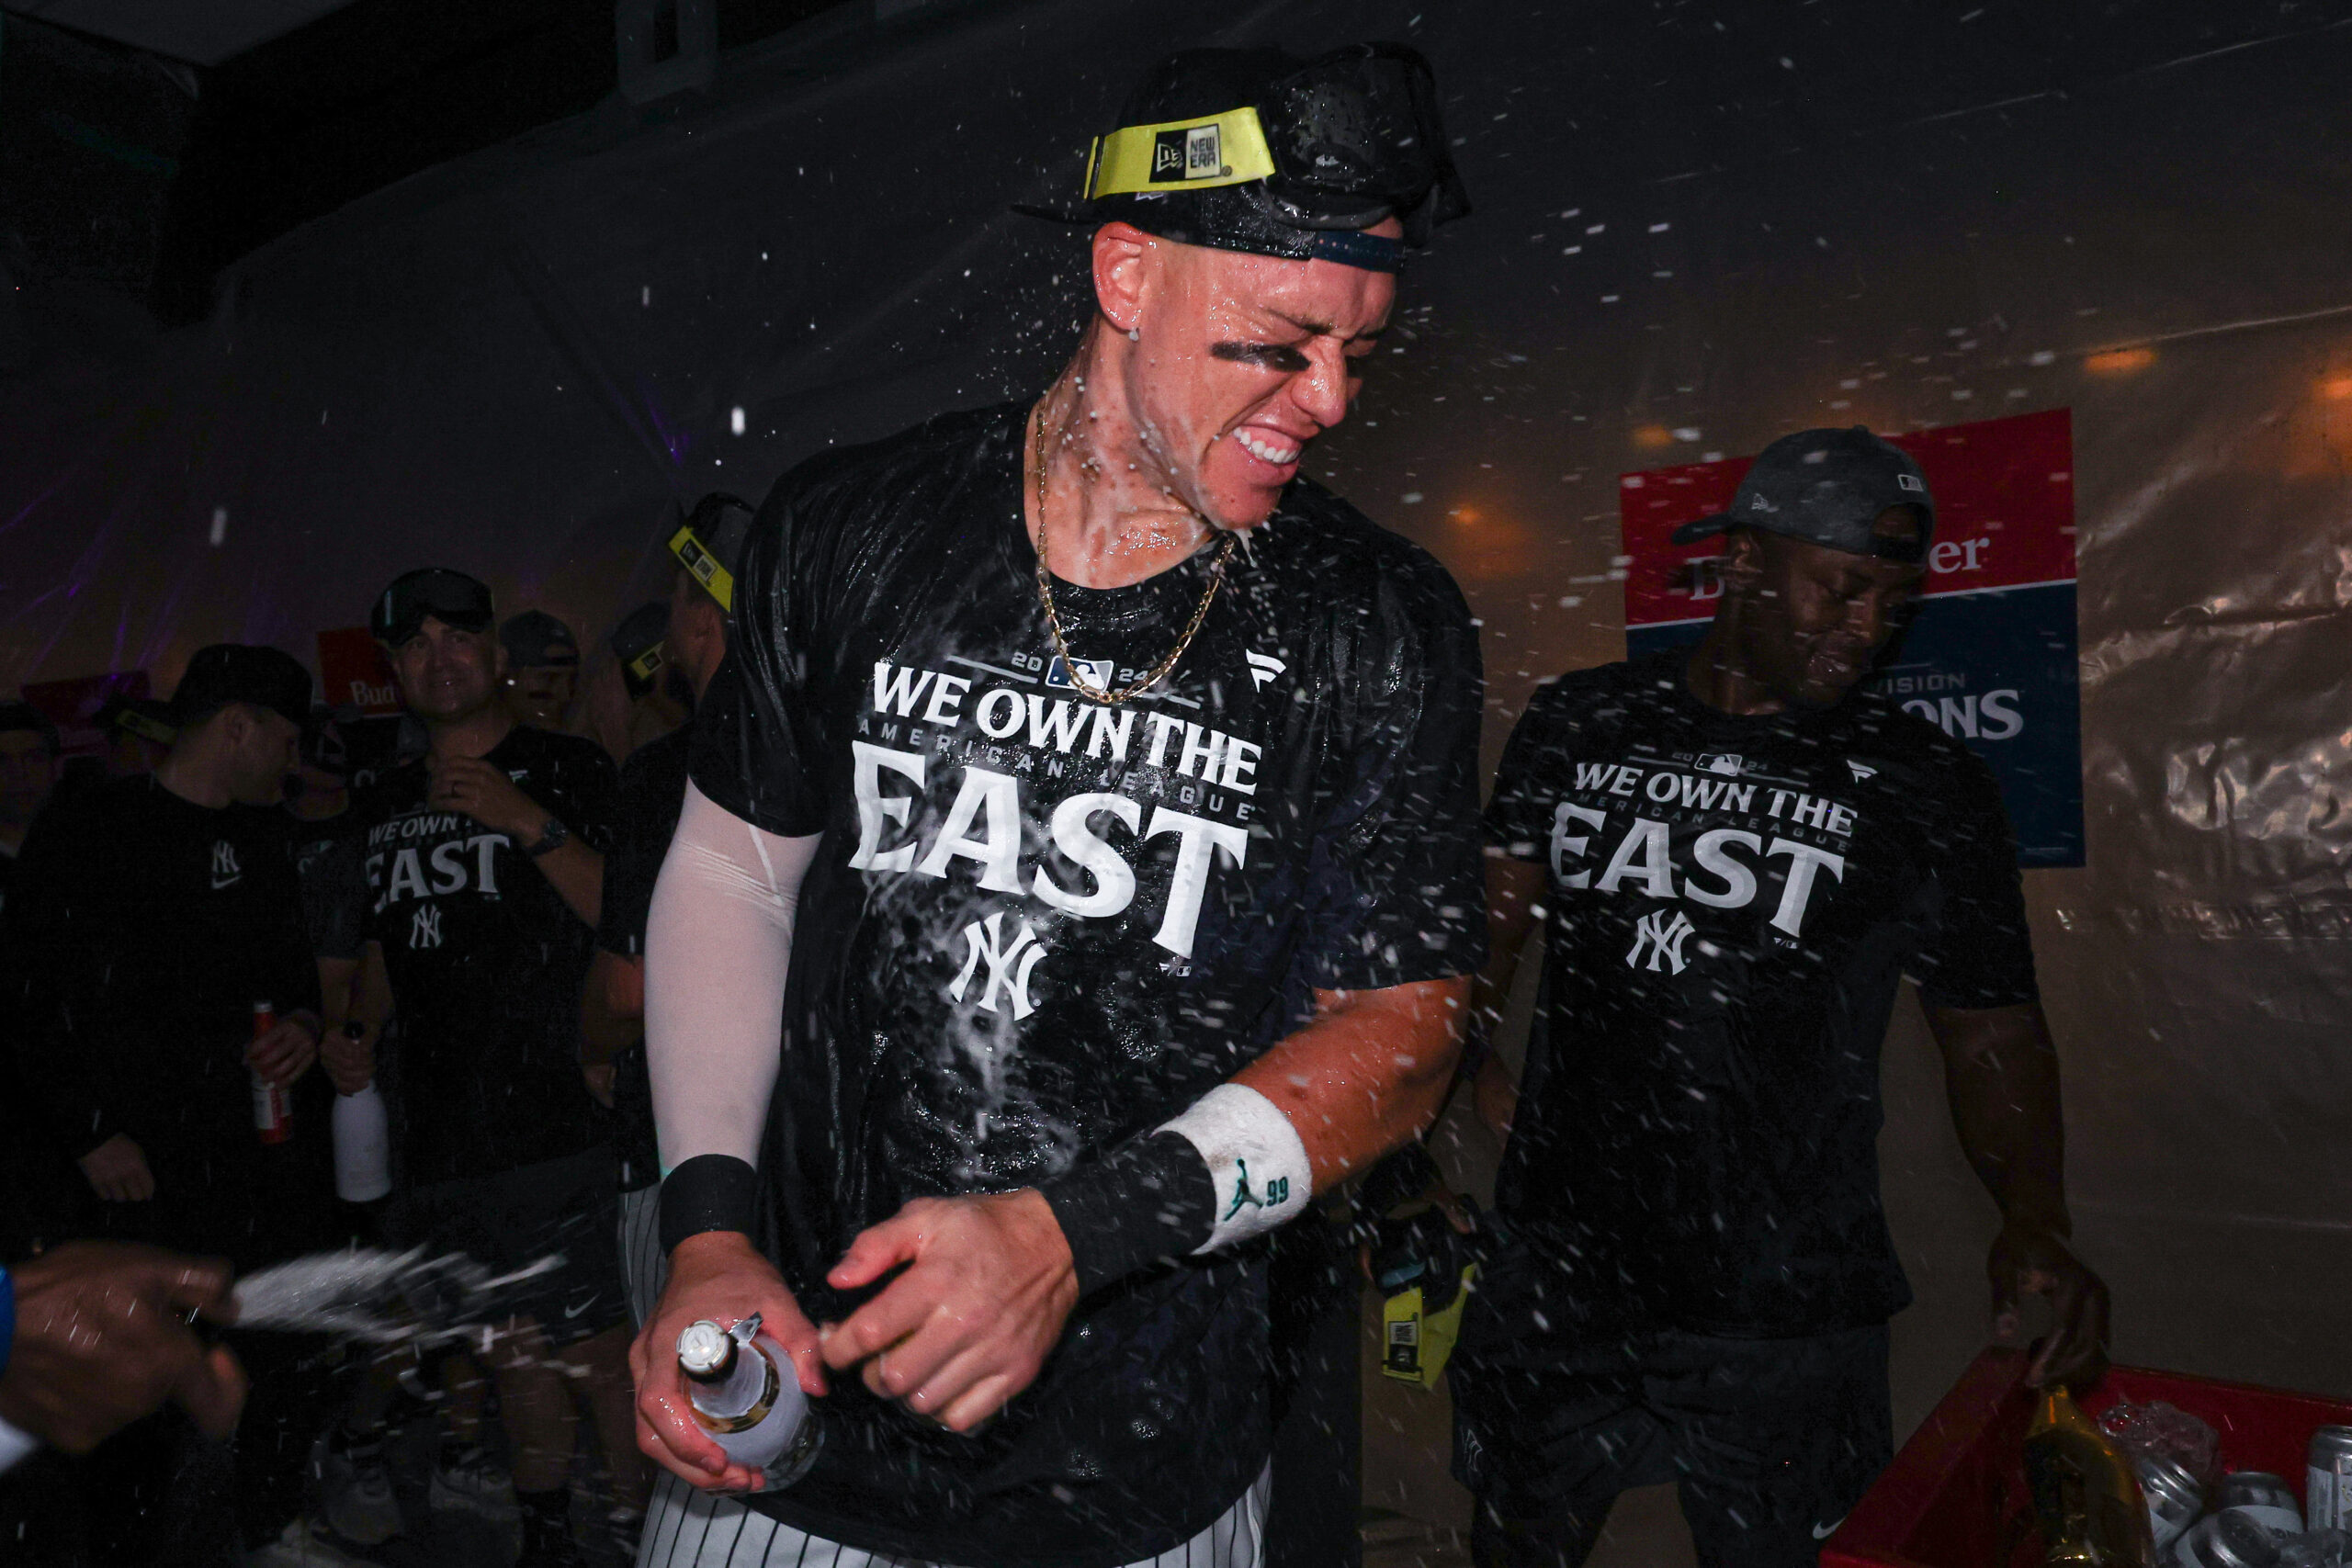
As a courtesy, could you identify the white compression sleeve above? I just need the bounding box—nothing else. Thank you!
[644,781,822,1174]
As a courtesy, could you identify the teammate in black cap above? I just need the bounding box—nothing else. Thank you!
[629,44,1480,1568]
[6,644,330,1560]
[343,569,637,1565]
[1453,428,2109,1566]
[501,609,584,732]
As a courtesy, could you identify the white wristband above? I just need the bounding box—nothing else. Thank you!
[1158,1083,1313,1252]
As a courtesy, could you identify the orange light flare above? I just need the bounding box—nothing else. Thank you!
[2320,375,2352,401]
[2083,347,2155,377]
[1631,423,1677,450]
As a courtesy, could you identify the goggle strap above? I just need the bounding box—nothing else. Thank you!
[669,525,736,614]
[1309,231,1402,273]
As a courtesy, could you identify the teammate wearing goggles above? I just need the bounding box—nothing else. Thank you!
[629,44,1480,1568]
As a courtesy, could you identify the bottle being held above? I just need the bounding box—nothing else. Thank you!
[250,1000,291,1145]
[331,1021,391,1202]
[678,1313,820,1485]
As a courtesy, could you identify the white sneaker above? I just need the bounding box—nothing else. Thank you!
[245,1517,369,1566]
[312,1431,403,1546]
[428,1446,517,1520]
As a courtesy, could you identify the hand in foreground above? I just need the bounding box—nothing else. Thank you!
[1989,1221,2110,1388]
[0,1242,246,1452]
[246,1012,320,1088]
[820,1190,1079,1434]
[77,1134,154,1202]
[632,1231,826,1493]
[318,1023,374,1096]
[427,753,546,840]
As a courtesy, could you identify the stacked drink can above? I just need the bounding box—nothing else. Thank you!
[2099,1403,2352,1567]
[2147,1452,2352,1566]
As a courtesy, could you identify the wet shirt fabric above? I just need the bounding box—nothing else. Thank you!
[292,817,369,963]
[692,403,1486,1567]
[1468,651,2037,1350]
[6,774,321,1176]
[353,726,617,1185]
[597,725,691,1192]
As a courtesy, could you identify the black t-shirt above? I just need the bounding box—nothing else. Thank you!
[1466,650,2038,1353]
[7,775,322,1161]
[596,725,691,1191]
[693,403,1486,1567]
[352,726,618,1185]
[291,813,369,964]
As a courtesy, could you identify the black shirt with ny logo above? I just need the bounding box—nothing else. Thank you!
[351,724,617,1186]
[8,773,321,1167]
[1468,649,2040,1359]
[693,402,1487,1567]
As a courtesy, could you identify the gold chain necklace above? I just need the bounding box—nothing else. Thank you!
[1029,402,1236,707]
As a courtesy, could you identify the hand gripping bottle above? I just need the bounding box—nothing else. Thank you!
[678,1313,821,1486]
[330,1021,392,1202]
[250,1000,291,1145]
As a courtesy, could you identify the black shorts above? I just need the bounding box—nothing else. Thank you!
[390,1146,629,1348]
[1451,1323,1893,1568]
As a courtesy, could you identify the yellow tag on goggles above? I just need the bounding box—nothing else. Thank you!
[1083,107,1280,198]
[626,642,666,683]
[668,525,736,615]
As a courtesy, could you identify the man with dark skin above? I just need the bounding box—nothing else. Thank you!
[1454,426,2109,1568]
[630,45,1479,1568]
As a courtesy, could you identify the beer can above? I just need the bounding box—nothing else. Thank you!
[2137,1453,2204,1551]
[2311,1427,2352,1531]
[250,999,291,1145]
[2209,1471,2303,1543]
[2174,1510,2290,1568]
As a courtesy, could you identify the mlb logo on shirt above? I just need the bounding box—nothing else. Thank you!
[1045,655,1114,691]
[1693,753,1747,777]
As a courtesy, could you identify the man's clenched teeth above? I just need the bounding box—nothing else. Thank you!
[1236,430,1301,466]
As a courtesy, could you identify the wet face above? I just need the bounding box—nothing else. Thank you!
[0,731,55,825]
[1727,508,1927,709]
[386,615,500,723]
[1111,220,1399,529]
[504,663,577,728]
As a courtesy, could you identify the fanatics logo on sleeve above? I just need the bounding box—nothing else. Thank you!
[209,841,243,889]
[1244,649,1285,692]
[1847,761,1878,782]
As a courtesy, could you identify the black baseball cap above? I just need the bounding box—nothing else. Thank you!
[172,644,312,729]
[500,610,581,671]
[1023,45,1470,273]
[373,568,494,646]
[1670,426,1936,565]
[609,602,669,694]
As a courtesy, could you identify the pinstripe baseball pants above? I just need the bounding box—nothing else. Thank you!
[633,1460,1272,1568]
[620,1184,665,1328]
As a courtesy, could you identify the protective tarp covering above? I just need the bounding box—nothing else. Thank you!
[5,0,2352,1528]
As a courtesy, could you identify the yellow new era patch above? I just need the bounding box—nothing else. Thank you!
[1083,107,1278,199]
[668,525,735,614]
